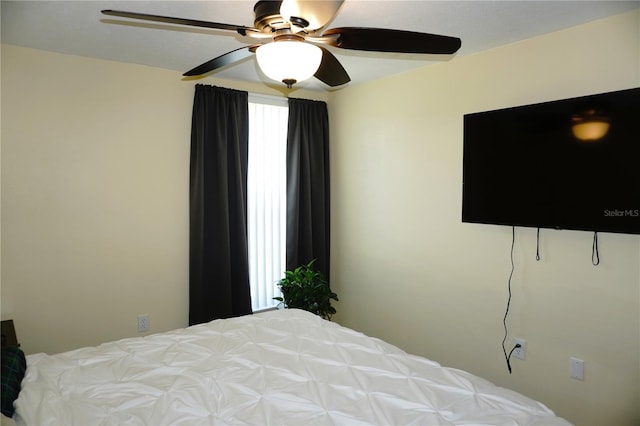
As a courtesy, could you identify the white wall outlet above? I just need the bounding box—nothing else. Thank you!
[137,314,150,333]
[570,357,584,380]
[513,338,526,360]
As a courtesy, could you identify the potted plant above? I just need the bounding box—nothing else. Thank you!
[273,259,338,320]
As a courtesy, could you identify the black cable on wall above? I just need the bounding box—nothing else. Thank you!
[501,226,521,374]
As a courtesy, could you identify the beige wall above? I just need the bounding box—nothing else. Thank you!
[0,44,325,355]
[329,10,639,426]
[1,45,194,354]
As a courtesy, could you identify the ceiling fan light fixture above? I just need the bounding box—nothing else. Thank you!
[256,41,322,88]
[102,1,461,89]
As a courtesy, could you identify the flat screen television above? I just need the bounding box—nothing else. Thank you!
[462,87,640,235]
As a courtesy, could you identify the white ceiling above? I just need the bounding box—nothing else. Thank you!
[2,0,639,92]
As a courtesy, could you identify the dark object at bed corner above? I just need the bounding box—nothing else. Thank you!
[1,320,19,348]
[1,320,26,417]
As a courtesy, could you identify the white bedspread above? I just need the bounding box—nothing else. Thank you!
[15,309,570,425]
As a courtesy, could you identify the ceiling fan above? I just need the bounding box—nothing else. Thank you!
[102,0,462,89]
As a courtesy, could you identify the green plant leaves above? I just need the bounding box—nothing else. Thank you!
[274,259,338,320]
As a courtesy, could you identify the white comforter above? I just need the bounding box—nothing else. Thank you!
[15,309,569,425]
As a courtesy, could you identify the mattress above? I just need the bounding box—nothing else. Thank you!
[14,309,570,425]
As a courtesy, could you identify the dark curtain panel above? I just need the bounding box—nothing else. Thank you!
[189,85,252,325]
[286,98,331,282]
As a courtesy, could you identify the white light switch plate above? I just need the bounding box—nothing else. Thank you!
[570,357,584,380]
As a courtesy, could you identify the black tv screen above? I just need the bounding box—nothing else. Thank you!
[462,87,640,235]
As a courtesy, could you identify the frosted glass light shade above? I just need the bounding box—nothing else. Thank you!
[256,41,322,87]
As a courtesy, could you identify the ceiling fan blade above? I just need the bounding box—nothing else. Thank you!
[101,10,252,33]
[280,0,344,30]
[321,27,461,54]
[314,47,350,87]
[183,45,259,77]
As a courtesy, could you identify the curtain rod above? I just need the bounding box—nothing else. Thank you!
[248,92,289,107]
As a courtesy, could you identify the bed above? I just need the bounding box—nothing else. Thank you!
[11,309,570,425]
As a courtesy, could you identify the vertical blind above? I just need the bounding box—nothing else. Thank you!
[247,99,288,311]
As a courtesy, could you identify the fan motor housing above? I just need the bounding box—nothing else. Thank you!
[254,1,284,30]
[253,0,309,32]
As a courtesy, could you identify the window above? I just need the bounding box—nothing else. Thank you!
[247,95,288,312]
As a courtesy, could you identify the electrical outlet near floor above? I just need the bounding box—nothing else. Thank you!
[513,338,526,360]
[137,314,150,333]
